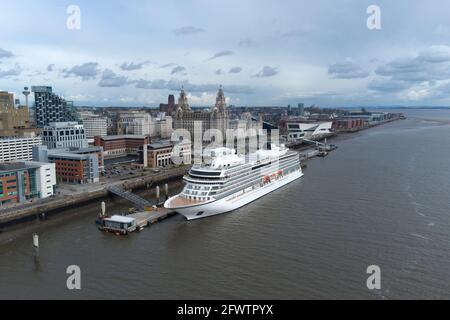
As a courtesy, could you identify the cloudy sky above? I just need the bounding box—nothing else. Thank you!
[2,0,450,107]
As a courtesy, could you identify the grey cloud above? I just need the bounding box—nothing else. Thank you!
[253,66,279,78]
[328,61,370,79]
[229,67,243,74]
[62,62,100,80]
[418,45,450,63]
[160,63,176,68]
[98,69,128,87]
[215,69,223,75]
[0,64,22,78]
[171,66,185,75]
[47,64,55,72]
[368,46,450,96]
[134,78,253,94]
[120,61,149,71]
[368,78,410,92]
[375,53,450,82]
[207,50,233,61]
[0,48,14,59]
[172,26,205,36]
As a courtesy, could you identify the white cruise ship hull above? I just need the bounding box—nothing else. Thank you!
[167,169,303,220]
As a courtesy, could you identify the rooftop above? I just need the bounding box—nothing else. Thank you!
[99,134,148,140]
[45,122,82,128]
[104,215,135,224]
[69,146,103,154]
[47,151,95,160]
[148,141,172,149]
[0,162,41,173]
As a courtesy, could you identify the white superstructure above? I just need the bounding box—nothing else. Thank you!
[164,144,303,220]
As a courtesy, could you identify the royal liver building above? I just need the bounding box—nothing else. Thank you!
[174,86,228,142]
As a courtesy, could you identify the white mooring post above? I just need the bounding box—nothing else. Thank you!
[164,183,169,200]
[101,201,106,217]
[33,233,39,248]
[156,185,160,204]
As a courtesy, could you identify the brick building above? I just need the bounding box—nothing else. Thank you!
[94,134,150,157]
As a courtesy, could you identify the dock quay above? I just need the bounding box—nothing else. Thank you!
[0,165,189,230]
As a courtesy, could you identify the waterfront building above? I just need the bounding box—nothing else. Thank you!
[42,122,88,149]
[94,134,150,158]
[0,161,56,205]
[332,118,367,131]
[0,91,39,137]
[33,145,102,184]
[0,136,43,162]
[174,87,228,142]
[31,86,80,127]
[286,121,333,141]
[139,139,191,168]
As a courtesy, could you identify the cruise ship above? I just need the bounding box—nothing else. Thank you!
[164,144,303,220]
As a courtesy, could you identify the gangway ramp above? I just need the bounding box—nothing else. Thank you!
[107,185,152,211]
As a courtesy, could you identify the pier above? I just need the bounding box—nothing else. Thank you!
[130,208,176,229]
[97,208,176,235]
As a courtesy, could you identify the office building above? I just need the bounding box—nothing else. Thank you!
[139,140,191,168]
[94,134,150,158]
[298,103,305,116]
[152,113,173,139]
[42,122,88,149]
[33,145,102,184]
[82,116,107,139]
[0,161,56,205]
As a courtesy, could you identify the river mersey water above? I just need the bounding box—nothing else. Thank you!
[1,109,450,299]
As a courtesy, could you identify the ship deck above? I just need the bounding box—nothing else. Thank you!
[167,195,206,208]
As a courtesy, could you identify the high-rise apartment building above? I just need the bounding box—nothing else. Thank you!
[31,86,79,127]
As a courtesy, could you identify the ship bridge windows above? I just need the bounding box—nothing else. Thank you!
[190,170,222,177]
